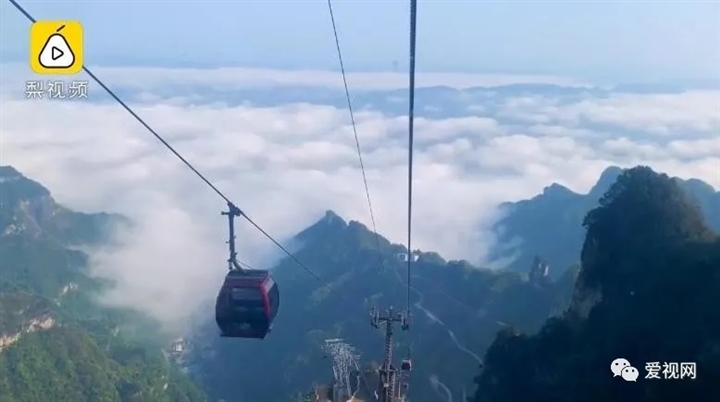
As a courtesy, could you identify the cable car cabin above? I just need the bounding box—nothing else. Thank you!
[401,358,412,372]
[215,269,279,339]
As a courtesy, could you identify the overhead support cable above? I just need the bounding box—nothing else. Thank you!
[326,0,386,260]
[403,0,419,364]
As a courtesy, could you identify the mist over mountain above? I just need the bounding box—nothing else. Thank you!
[2,164,718,402]
[0,166,204,402]
[489,165,720,277]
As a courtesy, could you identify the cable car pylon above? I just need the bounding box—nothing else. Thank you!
[370,306,410,402]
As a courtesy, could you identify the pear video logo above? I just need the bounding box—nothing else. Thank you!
[30,21,84,74]
[38,25,75,69]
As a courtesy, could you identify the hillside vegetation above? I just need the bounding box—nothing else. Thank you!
[471,166,720,402]
[0,166,205,402]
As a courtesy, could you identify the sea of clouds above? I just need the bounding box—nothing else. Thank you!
[1,64,718,334]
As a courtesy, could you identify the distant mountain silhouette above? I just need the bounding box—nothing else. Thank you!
[489,166,720,277]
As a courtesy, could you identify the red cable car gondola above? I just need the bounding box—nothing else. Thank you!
[214,203,280,339]
[215,269,279,339]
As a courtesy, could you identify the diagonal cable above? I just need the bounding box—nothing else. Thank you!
[8,0,333,293]
[326,0,386,262]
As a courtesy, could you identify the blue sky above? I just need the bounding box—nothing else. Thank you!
[1,0,719,85]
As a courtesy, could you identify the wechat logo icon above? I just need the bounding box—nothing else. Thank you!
[611,358,639,382]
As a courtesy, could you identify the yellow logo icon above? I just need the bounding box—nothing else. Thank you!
[30,21,84,74]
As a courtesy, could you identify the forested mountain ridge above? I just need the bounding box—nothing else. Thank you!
[5,163,716,402]
[489,165,720,277]
[472,166,720,402]
[186,211,576,402]
[0,166,205,402]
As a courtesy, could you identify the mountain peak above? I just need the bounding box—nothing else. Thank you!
[541,183,576,198]
[321,210,345,225]
[295,210,347,243]
[0,166,123,244]
[580,166,714,292]
[0,165,23,179]
[588,166,623,197]
[680,178,717,195]
[0,165,51,208]
[293,210,396,256]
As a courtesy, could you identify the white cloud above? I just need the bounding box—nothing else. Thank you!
[566,91,720,134]
[524,124,598,139]
[1,66,718,334]
[500,91,720,135]
[88,197,226,335]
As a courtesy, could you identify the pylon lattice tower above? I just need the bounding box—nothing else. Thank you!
[323,339,363,401]
[370,306,410,402]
